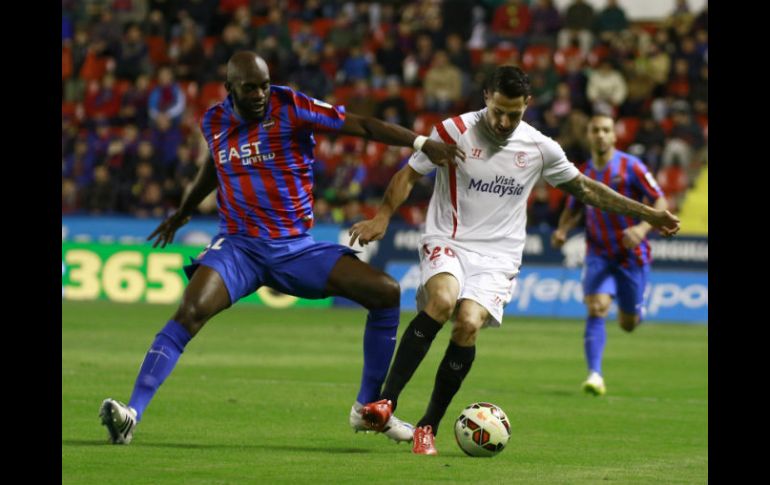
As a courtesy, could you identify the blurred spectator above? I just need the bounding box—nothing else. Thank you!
[558,0,595,55]
[620,59,655,117]
[173,31,205,82]
[115,23,150,81]
[445,33,472,73]
[83,165,118,214]
[529,0,563,47]
[148,66,186,126]
[491,0,531,52]
[423,51,463,113]
[256,8,293,52]
[403,33,435,86]
[121,159,159,213]
[288,50,332,100]
[91,7,122,56]
[594,0,629,43]
[364,147,401,200]
[313,197,336,224]
[292,20,323,55]
[586,60,627,115]
[120,73,151,128]
[133,180,167,218]
[328,11,364,55]
[340,46,372,83]
[527,181,558,228]
[642,43,671,94]
[668,101,705,151]
[346,79,378,119]
[666,58,691,99]
[326,150,366,203]
[62,178,80,214]
[340,198,365,225]
[630,116,666,173]
[84,74,122,121]
[557,110,590,165]
[376,78,412,128]
[210,23,250,81]
[562,51,589,112]
[376,34,406,81]
[150,113,184,177]
[529,54,560,109]
[664,0,694,41]
[551,82,573,120]
[62,139,96,187]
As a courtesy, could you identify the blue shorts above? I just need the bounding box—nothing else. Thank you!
[582,254,649,316]
[184,232,357,304]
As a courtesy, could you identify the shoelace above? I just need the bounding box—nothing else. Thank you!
[417,426,433,447]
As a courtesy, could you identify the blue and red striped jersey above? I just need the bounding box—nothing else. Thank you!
[200,85,346,238]
[566,150,664,266]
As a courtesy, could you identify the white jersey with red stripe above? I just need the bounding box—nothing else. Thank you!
[408,109,580,272]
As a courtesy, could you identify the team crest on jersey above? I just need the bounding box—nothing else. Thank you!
[469,147,483,159]
[262,118,275,130]
[514,152,528,168]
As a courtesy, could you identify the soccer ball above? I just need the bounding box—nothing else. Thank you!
[454,402,511,457]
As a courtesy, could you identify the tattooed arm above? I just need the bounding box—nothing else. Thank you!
[558,174,680,236]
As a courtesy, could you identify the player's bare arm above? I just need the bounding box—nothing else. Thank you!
[558,174,680,237]
[340,112,466,167]
[552,206,584,248]
[148,156,219,248]
[348,165,424,247]
[622,196,669,249]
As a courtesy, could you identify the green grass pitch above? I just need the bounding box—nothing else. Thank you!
[62,301,707,484]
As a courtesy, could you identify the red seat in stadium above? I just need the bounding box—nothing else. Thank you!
[333,85,356,105]
[469,48,484,68]
[201,36,219,57]
[412,113,444,136]
[522,45,551,70]
[313,18,334,39]
[553,46,583,75]
[146,35,170,66]
[400,87,423,112]
[200,81,227,111]
[494,46,519,65]
[614,117,640,150]
[587,44,610,68]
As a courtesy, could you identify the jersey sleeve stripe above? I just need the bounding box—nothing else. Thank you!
[451,116,467,134]
[631,162,664,200]
[435,122,456,145]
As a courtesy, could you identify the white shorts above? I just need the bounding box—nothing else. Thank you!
[415,238,518,327]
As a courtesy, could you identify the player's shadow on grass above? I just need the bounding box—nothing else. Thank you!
[63,440,371,454]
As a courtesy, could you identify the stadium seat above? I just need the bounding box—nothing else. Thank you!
[614,117,640,150]
[201,36,219,57]
[200,82,227,111]
[333,85,356,105]
[587,44,610,68]
[400,87,424,112]
[146,35,170,66]
[553,46,583,75]
[413,113,444,136]
[313,18,335,39]
[469,48,484,68]
[494,46,519,65]
[522,45,551,70]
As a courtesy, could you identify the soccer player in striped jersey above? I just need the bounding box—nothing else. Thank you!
[99,51,464,445]
[348,66,679,455]
[551,114,668,397]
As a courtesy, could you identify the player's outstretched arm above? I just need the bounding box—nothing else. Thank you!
[348,165,423,247]
[622,196,670,249]
[340,112,466,167]
[148,156,219,248]
[558,174,680,237]
[552,206,584,249]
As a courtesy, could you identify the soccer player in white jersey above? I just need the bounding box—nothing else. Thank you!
[348,66,680,455]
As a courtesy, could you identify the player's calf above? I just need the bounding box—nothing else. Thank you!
[618,312,640,333]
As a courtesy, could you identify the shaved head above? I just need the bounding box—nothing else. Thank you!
[226,51,270,83]
[225,51,271,120]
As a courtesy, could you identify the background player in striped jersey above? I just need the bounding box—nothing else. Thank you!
[551,114,668,397]
[348,66,679,455]
[99,52,465,445]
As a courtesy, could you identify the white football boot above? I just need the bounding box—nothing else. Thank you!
[349,402,415,443]
[99,398,138,444]
[582,372,607,396]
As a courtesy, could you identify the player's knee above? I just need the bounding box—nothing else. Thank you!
[425,292,456,323]
[172,301,213,336]
[586,300,610,317]
[451,318,481,346]
[619,314,639,333]
[368,274,401,309]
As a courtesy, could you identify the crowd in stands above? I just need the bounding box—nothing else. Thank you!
[62,0,708,229]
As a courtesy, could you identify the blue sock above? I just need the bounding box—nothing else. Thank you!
[584,316,606,375]
[356,307,399,404]
[128,320,192,421]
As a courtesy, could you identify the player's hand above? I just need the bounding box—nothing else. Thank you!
[148,211,192,248]
[422,139,466,167]
[645,209,680,238]
[622,225,647,249]
[348,216,389,247]
[551,228,567,249]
